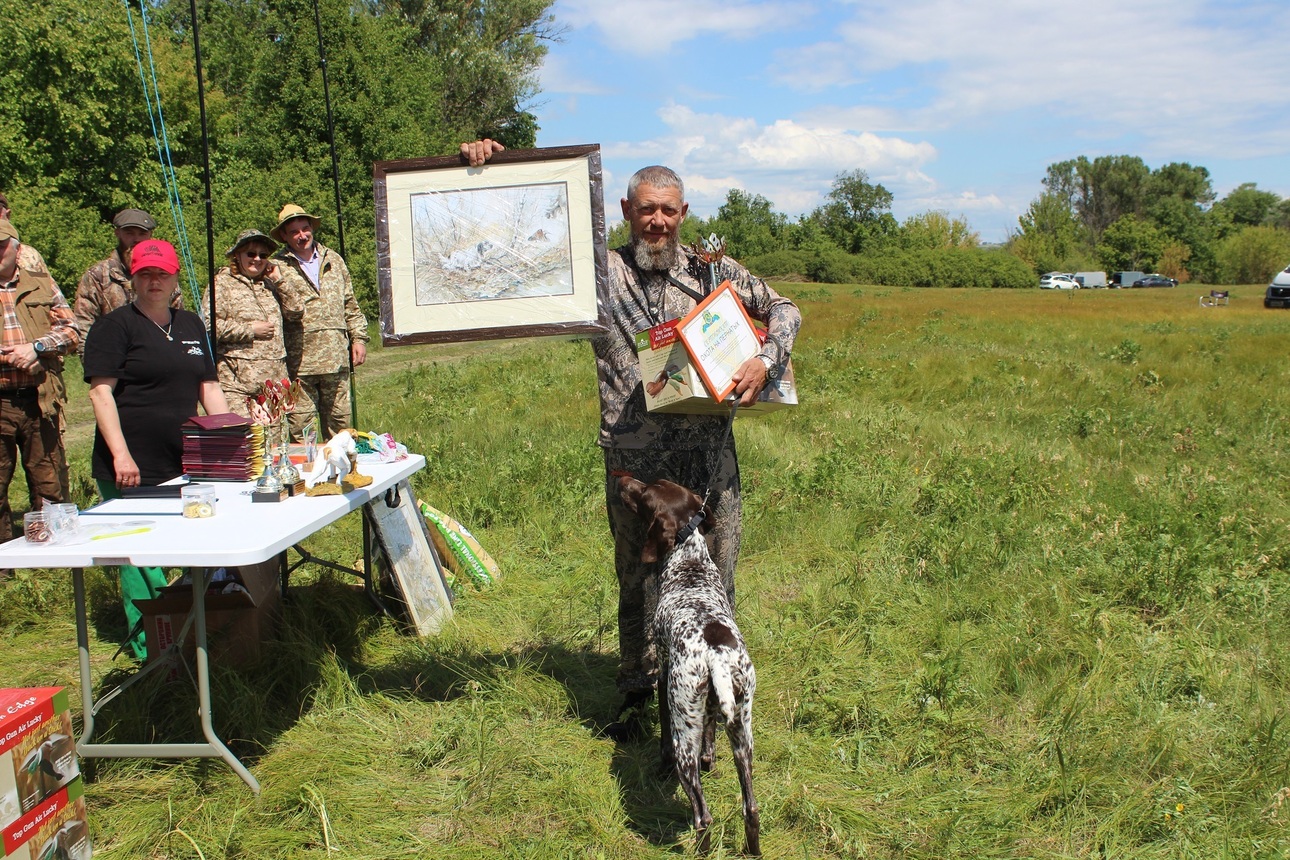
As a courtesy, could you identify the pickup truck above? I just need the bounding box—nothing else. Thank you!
[1266,266,1290,308]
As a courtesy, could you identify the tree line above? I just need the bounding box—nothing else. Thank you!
[1,0,553,312]
[1010,156,1290,284]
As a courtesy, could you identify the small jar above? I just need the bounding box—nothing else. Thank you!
[23,511,51,543]
[181,484,217,519]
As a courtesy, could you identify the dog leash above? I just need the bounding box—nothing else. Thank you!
[675,399,740,548]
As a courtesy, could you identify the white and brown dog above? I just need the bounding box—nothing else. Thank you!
[618,475,760,856]
[302,429,359,489]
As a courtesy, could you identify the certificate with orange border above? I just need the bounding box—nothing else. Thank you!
[676,281,761,401]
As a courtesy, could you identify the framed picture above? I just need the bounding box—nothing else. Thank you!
[373,144,609,345]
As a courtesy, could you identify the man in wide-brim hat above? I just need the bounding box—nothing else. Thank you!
[270,203,368,441]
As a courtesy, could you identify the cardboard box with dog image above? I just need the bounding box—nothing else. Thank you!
[0,688,79,831]
[1,776,91,859]
[635,284,797,417]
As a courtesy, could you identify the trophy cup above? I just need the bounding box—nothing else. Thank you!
[690,233,727,293]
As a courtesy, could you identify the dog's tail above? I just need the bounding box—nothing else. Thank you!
[708,651,738,724]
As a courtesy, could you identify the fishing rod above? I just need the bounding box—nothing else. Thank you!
[186,0,217,332]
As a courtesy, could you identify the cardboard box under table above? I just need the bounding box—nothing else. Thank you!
[135,560,281,667]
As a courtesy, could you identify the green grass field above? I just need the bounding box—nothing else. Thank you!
[2,285,1289,858]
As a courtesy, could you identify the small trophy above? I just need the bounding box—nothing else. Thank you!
[689,233,727,293]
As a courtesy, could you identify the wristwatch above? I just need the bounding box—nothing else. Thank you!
[758,353,778,380]
[32,340,47,355]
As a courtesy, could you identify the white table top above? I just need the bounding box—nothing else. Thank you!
[0,455,425,569]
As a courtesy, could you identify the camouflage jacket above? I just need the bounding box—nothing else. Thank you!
[17,244,50,279]
[203,267,304,386]
[592,245,801,451]
[73,249,183,353]
[273,242,368,377]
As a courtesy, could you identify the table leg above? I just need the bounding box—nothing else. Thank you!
[191,570,261,793]
[70,567,261,794]
[72,567,96,748]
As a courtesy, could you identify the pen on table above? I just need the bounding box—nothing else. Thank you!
[90,527,152,541]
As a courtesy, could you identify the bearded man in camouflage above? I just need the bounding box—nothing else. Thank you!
[593,165,801,739]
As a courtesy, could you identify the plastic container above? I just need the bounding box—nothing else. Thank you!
[23,511,50,543]
[48,503,79,544]
[181,484,217,519]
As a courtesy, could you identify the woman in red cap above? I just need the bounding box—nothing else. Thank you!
[81,238,230,659]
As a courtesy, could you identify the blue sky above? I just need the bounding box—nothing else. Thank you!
[530,0,1290,243]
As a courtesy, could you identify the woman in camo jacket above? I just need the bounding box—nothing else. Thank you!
[202,229,303,419]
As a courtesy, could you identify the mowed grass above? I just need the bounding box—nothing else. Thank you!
[2,285,1290,858]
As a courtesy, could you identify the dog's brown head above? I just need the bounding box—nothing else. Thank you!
[618,476,712,563]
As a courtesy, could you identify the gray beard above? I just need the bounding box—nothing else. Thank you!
[630,234,679,272]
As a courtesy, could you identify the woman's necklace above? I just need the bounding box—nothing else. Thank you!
[148,311,173,341]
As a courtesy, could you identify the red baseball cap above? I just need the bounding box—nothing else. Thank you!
[130,239,180,274]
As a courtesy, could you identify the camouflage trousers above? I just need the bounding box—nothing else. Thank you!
[603,443,741,695]
[288,372,352,442]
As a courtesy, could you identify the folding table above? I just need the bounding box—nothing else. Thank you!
[0,454,447,792]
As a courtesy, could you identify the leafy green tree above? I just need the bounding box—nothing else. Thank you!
[1215,226,1290,284]
[1097,214,1164,272]
[1007,192,1083,274]
[704,189,788,258]
[1214,182,1281,227]
[899,211,978,251]
[808,170,897,254]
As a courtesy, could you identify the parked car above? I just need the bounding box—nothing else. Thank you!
[1265,265,1290,308]
[1039,274,1080,290]
[1132,275,1177,288]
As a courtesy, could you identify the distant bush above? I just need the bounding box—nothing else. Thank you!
[748,246,1043,287]
[746,250,811,279]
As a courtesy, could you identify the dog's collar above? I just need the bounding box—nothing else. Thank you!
[674,510,706,547]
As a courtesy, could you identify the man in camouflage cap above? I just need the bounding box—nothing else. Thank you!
[72,207,182,353]
[270,203,368,440]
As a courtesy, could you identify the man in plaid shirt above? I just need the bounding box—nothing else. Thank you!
[0,219,78,538]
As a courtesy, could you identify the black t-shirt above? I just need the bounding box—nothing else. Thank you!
[83,304,218,485]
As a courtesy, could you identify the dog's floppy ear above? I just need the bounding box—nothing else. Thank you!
[618,474,646,515]
[641,511,677,564]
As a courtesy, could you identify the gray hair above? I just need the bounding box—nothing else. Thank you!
[626,165,684,203]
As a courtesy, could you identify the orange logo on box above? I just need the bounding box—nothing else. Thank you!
[649,321,679,351]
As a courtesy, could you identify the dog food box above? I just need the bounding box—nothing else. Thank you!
[635,318,798,416]
[1,776,91,859]
[0,688,80,831]
[136,559,282,669]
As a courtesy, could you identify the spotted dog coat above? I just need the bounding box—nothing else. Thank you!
[619,475,760,856]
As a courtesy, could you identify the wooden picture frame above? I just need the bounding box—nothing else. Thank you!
[373,144,609,345]
[676,281,762,402]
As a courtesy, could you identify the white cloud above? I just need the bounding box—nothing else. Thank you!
[775,0,1290,159]
[602,102,939,219]
[556,0,811,53]
[536,54,613,97]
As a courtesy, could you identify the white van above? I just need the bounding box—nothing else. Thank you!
[1266,265,1290,308]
